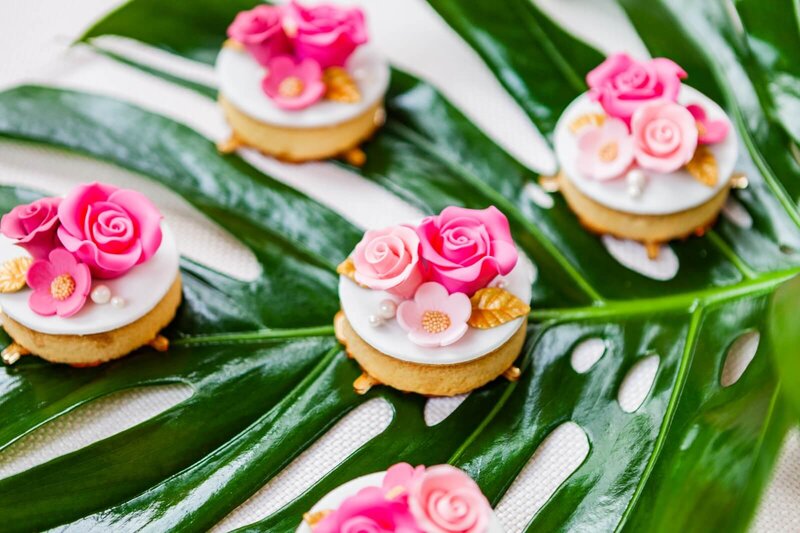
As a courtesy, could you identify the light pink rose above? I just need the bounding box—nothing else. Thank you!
[587,53,687,124]
[313,486,423,533]
[352,225,424,298]
[227,4,292,66]
[416,206,518,296]
[576,118,635,180]
[0,197,62,259]
[632,101,698,173]
[687,104,729,144]
[286,1,367,68]
[408,465,491,533]
[56,182,163,279]
[261,56,326,111]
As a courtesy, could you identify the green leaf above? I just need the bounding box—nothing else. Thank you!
[0,0,796,531]
[770,275,800,421]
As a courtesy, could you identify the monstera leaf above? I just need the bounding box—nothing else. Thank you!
[0,0,796,532]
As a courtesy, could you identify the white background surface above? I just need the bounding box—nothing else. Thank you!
[0,1,797,531]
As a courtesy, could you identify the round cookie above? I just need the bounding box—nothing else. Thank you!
[298,468,504,533]
[216,43,389,163]
[554,76,738,257]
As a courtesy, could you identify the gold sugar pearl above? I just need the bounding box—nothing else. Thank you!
[421,310,451,334]
[50,274,76,301]
[278,76,304,98]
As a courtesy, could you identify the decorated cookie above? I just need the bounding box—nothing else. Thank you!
[335,206,534,396]
[552,53,740,258]
[298,463,504,533]
[216,1,389,164]
[0,182,182,366]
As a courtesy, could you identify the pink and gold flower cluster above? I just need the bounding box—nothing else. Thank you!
[349,206,521,348]
[227,1,367,110]
[0,182,162,317]
[577,53,730,181]
[311,463,492,533]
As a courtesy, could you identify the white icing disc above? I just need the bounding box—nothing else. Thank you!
[295,472,504,533]
[0,223,180,336]
[554,85,737,215]
[339,253,534,366]
[216,44,390,129]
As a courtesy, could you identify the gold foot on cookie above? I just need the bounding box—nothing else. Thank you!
[217,135,243,154]
[731,172,749,190]
[343,147,366,166]
[148,335,170,352]
[304,510,332,526]
[354,372,380,395]
[503,366,521,382]
[645,242,661,260]
[694,226,707,237]
[2,343,29,365]
[538,174,561,192]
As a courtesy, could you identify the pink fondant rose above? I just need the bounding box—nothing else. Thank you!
[227,4,291,66]
[416,206,518,296]
[56,182,163,279]
[352,225,424,298]
[26,248,92,318]
[0,197,62,259]
[408,465,491,533]
[287,1,367,68]
[632,101,698,173]
[314,486,422,533]
[587,53,687,124]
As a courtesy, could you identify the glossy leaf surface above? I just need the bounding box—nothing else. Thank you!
[0,0,796,531]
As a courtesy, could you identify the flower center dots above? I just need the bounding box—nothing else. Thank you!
[279,76,304,98]
[421,310,451,334]
[50,274,76,301]
[598,141,618,162]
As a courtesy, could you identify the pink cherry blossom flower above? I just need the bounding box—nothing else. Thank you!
[587,53,686,124]
[687,104,729,144]
[262,56,326,111]
[397,282,471,348]
[26,248,91,318]
[381,462,426,502]
[408,465,491,533]
[631,100,698,173]
[576,118,635,180]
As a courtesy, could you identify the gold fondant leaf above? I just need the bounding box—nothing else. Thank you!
[303,509,332,526]
[323,67,361,103]
[0,256,32,293]
[337,257,359,281]
[569,113,606,134]
[467,287,530,329]
[222,38,244,51]
[686,145,718,187]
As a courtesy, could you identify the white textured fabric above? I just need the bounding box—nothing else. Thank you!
[0,1,797,532]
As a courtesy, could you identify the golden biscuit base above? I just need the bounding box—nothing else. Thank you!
[1,274,182,366]
[218,95,385,163]
[557,171,730,257]
[334,311,526,397]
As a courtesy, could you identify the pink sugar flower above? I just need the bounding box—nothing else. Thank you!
[397,282,471,348]
[587,53,686,124]
[576,118,635,180]
[408,465,491,533]
[262,56,326,111]
[687,104,729,144]
[0,196,61,259]
[313,486,422,533]
[227,4,292,66]
[381,462,426,501]
[26,248,91,318]
[286,1,368,68]
[352,225,424,299]
[631,100,698,173]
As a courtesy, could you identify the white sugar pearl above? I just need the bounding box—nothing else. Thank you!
[110,296,126,309]
[628,184,643,198]
[368,314,384,327]
[490,277,507,289]
[626,169,646,189]
[378,299,397,319]
[90,285,111,304]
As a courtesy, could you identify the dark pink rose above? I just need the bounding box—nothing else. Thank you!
[227,4,292,66]
[416,206,518,296]
[587,53,687,124]
[286,1,368,68]
[313,486,422,533]
[56,182,163,279]
[0,197,62,259]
